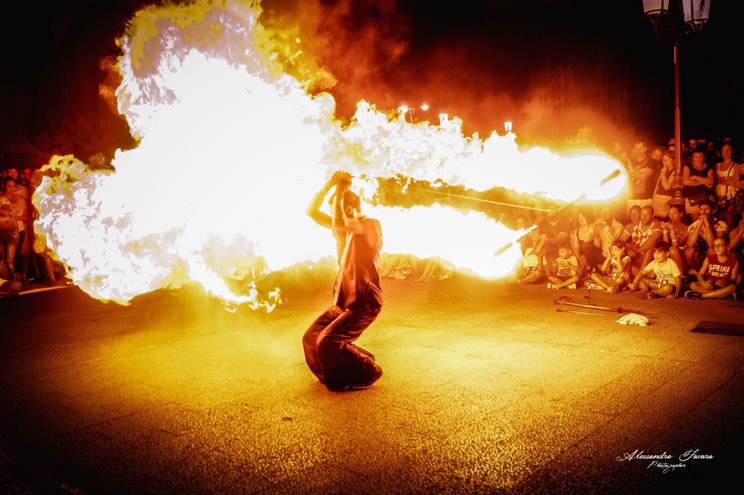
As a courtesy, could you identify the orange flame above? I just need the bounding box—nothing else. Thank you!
[32,0,626,310]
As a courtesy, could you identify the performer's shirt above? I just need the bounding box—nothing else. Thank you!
[334,218,383,311]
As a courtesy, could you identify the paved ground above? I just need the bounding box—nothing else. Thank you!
[1,274,743,494]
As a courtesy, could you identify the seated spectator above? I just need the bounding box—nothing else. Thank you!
[685,235,739,300]
[619,205,663,276]
[626,204,641,225]
[416,257,454,282]
[627,240,682,299]
[685,201,716,273]
[545,243,579,290]
[661,204,689,273]
[592,206,624,262]
[379,254,454,282]
[537,211,571,277]
[589,240,630,293]
[538,211,571,256]
[516,228,546,285]
[570,209,601,269]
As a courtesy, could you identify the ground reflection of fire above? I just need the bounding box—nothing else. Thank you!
[32,0,626,310]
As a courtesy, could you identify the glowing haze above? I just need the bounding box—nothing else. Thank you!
[33,0,626,310]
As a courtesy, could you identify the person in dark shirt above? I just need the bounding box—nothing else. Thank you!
[303,172,384,392]
[683,147,715,220]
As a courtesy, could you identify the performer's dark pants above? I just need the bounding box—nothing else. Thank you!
[303,305,381,390]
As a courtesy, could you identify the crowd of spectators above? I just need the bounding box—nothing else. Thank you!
[516,136,743,300]
[0,166,60,296]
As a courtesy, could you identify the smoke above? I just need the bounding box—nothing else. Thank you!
[259,0,648,152]
[260,0,411,117]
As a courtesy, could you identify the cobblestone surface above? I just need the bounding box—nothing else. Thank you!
[1,278,743,494]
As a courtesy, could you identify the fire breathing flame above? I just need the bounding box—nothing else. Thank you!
[32,0,626,310]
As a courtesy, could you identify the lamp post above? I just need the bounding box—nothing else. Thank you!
[642,0,711,209]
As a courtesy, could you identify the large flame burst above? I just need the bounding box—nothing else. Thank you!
[32,0,626,311]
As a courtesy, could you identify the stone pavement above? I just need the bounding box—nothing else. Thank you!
[1,275,743,494]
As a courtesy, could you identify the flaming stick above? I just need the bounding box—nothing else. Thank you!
[492,169,623,257]
[403,187,553,212]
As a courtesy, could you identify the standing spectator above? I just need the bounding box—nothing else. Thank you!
[1,177,32,282]
[714,142,742,227]
[626,141,656,211]
[21,167,34,188]
[0,178,24,280]
[683,147,714,220]
[648,146,663,192]
[652,152,677,220]
[685,235,739,300]
[620,205,663,276]
[3,167,30,200]
[686,138,698,163]
[707,140,722,166]
[610,142,627,164]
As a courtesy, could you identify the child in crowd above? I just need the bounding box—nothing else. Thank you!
[546,244,579,289]
[628,240,681,299]
[685,235,740,299]
[590,240,630,293]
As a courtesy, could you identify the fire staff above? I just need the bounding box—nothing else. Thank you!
[302,171,384,391]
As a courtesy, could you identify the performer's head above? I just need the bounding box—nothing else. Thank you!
[342,190,361,217]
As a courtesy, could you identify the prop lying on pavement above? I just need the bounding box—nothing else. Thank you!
[556,308,605,316]
[616,313,650,326]
[553,295,647,315]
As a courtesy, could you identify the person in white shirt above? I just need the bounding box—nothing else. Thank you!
[627,240,682,299]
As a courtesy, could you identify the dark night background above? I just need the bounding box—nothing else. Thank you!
[1,0,742,167]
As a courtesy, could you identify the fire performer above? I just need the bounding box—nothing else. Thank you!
[303,171,384,391]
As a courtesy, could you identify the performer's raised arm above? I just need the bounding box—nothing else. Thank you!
[306,171,348,229]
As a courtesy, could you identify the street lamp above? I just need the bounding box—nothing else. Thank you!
[642,0,711,209]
